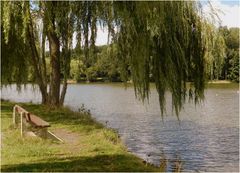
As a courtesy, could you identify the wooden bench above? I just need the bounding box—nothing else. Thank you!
[13,105,50,137]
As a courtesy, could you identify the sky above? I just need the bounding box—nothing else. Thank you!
[91,0,240,46]
[201,0,240,29]
[220,0,239,6]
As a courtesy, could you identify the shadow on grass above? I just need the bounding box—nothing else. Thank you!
[1,154,163,172]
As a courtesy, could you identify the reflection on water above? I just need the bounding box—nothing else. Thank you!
[1,83,239,172]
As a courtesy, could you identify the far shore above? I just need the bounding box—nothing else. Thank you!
[207,80,233,84]
[67,79,237,84]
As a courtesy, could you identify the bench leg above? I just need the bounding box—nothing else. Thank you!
[20,112,23,136]
[12,106,16,127]
[39,128,48,138]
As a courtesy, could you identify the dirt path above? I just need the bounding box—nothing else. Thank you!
[51,128,80,144]
[50,128,82,154]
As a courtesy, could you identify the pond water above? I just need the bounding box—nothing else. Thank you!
[1,83,239,172]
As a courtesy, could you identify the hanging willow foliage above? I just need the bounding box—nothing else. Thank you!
[1,1,30,88]
[111,1,207,118]
[2,1,212,117]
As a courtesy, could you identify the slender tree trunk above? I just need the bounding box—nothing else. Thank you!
[59,47,67,106]
[59,47,68,106]
[41,27,48,86]
[47,31,61,106]
[26,4,49,105]
[60,9,73,106]
[60,82,67,105]
[41,26,49,104]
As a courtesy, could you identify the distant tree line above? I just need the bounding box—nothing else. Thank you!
[67,26,239,83]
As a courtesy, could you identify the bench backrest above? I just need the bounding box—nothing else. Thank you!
[15,105,28,114]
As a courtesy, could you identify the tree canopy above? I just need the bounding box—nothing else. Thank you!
[1,1,217,117]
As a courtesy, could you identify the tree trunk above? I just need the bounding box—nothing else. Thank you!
[41,25,48,87]
[47,31,61,106]
[40,87,49,104]
[26,4,49,105]
[60,82,67,105]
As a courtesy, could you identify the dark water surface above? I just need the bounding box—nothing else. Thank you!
[1,83,239,172]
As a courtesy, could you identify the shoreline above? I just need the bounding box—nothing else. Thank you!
[67,79,236,84]
[207,80,233,84]
[1,100,165,172]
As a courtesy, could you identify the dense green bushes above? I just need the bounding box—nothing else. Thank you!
[222,27,239,82]
[69,45,122,82]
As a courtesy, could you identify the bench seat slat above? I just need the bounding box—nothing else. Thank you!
[28,114,50,128]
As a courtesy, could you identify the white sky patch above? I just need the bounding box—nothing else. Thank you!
[72,27,109,48]
[202,1,240,28]
[96,27,109,46]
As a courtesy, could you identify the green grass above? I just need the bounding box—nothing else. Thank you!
[1,100,165,172]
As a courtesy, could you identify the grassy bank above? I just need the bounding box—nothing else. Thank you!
[1,101,165,172]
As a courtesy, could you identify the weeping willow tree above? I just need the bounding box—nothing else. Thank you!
[2,1,211,117]
[1,1,112,106]
[2,1,77,105]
